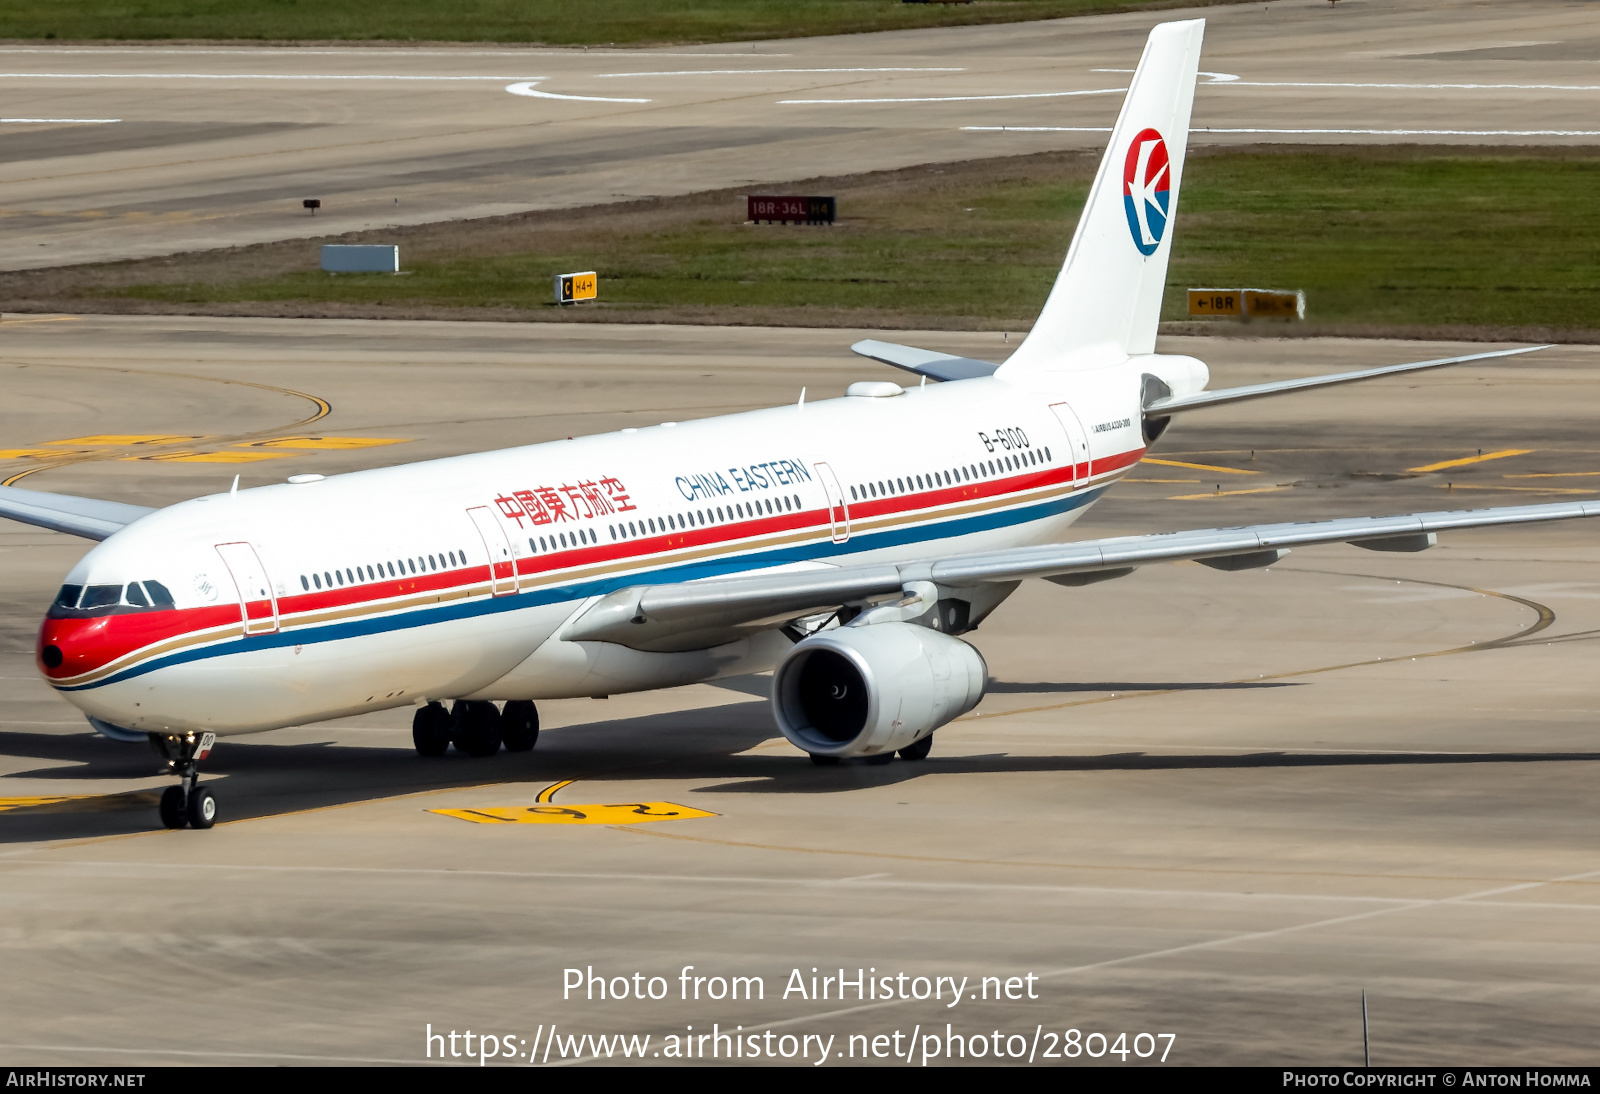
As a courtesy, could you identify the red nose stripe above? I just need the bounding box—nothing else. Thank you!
[38,607,239,680]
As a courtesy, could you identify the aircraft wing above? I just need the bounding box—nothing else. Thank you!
[1144,345,1548,418]
[567,499,1600,651]
[850,339,1001,382]
[0,485,156,541]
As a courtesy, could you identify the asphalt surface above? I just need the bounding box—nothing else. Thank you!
[2,317,1598,1066]
[2,0,1598,269]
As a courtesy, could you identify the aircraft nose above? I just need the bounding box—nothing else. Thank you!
[37,616,109,680]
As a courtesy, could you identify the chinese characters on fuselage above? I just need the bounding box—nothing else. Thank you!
[493,476,635,528]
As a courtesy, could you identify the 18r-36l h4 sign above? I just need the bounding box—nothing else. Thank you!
[747,195,836,225]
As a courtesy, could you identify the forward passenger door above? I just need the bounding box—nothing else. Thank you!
[215,542,279,636]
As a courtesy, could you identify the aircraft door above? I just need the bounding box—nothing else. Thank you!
[467,506,516,597]
[814,461,851,543]
[1048,402,1091,488]
[215,542,279,636]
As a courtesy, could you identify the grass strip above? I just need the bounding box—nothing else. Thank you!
[7,146,1599,341]
[1,0,1245,47]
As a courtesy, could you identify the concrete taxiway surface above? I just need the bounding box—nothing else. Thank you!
[2,316,1599,1066]
[3,0,1599,269]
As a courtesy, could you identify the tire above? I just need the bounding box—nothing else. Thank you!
[185,786,217,829]
[412,702,451,757]
[500,700,539,752]
[808,753,841,766]
[451,700,503,757]
[159,785,187,829]
[898,734,933,761]
[862,752,894,766]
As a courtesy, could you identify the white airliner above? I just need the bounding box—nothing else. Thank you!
[4,19,1593,831]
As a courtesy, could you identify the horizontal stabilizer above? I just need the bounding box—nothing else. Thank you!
[567,499,1600,651]
[850,340,1000,382]
[0,485,154,541]
[1144,345,1549,418]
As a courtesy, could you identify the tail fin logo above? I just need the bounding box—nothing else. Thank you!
[1122,128,1171,256]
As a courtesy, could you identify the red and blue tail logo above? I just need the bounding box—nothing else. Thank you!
[1122,128,1171,256]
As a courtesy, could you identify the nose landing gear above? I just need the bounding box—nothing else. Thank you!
[150,731,218,830]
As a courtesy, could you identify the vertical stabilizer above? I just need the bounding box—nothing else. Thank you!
[997,19,1204,379]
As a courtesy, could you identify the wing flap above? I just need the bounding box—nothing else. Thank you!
[1144,345,1549,418]
[565,500,1600,651]
[0,485,155,541]
[850,339,1000,382]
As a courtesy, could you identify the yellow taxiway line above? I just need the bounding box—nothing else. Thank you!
[1409,448,1531,473]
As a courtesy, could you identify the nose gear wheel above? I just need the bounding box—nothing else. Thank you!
[149,731,217,830]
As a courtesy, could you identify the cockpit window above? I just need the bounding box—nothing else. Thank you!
[48,579,178,619]
[80,585,123,610]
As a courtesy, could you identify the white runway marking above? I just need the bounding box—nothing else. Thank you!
[792,75,1600,106]
[1099,67,1240,83]
[1224,80,1600,92]
[781,86,1126,104]
[0,72,540,81]
[596,66,963,78]
[505,80,649,103]
[963,126,1600,137]
[0,117,120,124]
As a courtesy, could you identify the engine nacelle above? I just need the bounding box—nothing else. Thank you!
[772,622,987,758]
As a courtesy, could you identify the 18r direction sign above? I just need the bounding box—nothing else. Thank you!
[748,195,836,225]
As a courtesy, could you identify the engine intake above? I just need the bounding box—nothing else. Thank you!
[772,622,986,758]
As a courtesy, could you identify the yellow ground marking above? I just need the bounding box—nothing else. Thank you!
[1504,472,1600,479]
[430,803,719,826]
[123,450,292,463]
[1430,483,1596,495]
[0,316,81,326]
[1409,448,1532,473]
[1168,485,1288,500]
[0,791,159,815]
[0,364,330,487]
[245,436,409,450]
[0,796,72,812]
[0,448,97,459]
[537,779,574,803]
[1142,457,1258,476]
[1125,478,1201,483]
[47,435,201,447]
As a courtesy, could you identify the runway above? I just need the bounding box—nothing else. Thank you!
[2,317,1599,1065]
[3,0,1599,269]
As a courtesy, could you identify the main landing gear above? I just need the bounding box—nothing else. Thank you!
[151,731,218,830]
[807,733,935,766]
[412,700,540,758]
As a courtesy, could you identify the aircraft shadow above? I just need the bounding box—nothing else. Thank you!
[691,747,1600,796]
[984,680,1299,694]
[0,701,775,844]
[7,691,1594,838]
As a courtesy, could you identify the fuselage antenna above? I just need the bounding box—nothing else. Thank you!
[798,386,806,412]
[229,474,240,498]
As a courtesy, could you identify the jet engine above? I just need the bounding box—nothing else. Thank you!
[771,622,986,759]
